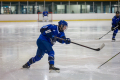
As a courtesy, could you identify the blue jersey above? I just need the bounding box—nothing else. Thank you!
[112,16,120,27]
[38,24,66,46]
[43,11,48,16]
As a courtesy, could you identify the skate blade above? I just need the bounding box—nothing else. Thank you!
[49,70,60,73]
[21,67,30,69]
[95,38,100,40]
[21,68,29,69]
[100,43,105,50]
[112,40,115,42]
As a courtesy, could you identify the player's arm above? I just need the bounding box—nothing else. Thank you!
[57,32,71,44]
[57,36,66,44]
[40,25,48,34]
[40,25,52,38]
[117,18,120,30]
[111,18,116,31]
[112,18,116,27]
[118,18,120,25]
[40,25,53,38]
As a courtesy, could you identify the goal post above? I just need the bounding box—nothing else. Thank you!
[38,12,53,22]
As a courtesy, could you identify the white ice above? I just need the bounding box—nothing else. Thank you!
[0,21,120,80]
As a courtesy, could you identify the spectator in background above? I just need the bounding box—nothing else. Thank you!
[72,10,74,13]
[13,10,16,14]
[10,10,13,14]
[37,10,40,14]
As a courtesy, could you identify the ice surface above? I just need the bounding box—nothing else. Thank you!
[0,21,120,80]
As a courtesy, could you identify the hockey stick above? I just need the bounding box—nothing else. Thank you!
[96,25,119,40]
[55,37,105,51]
[98,52,120,69]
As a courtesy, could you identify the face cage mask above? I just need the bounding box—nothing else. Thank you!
[64,26,68,32]
[58,25,68,32]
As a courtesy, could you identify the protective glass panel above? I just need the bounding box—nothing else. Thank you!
[111,2,118,13]
[94,2,101,13]
[103,2,110,13]
[86,2,93,13]
[11,2,18,14]
[1,2,10,14]
[20,2,27,14]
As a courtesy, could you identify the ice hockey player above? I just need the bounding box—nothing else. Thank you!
[43,9,48,22]
[22,20,71,72]
[111,11,120,41]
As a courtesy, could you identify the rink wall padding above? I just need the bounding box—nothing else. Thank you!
[0,13,114,22]
[2,0,118,1]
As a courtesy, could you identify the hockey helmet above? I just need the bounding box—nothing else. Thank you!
[58,20,68,27]
[58,20,68,31]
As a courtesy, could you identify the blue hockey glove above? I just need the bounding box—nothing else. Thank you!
[45,29,54,38]
[65,38,71,44]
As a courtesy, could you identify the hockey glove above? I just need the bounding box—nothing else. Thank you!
[65,38,71,44]
[45,29,54,38]
[111,27,114,31]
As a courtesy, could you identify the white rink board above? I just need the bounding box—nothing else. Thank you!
[0,13,115,21]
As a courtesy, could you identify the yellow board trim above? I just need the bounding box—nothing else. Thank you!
[1,0,118,1]
[53,19,112,21]
[0,20,37,22]
[0,19,111,22]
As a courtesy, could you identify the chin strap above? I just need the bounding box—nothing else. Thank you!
[58,25,64,32]
[116,16,119,18]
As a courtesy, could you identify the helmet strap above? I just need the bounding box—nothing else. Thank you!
[58,25,64,32]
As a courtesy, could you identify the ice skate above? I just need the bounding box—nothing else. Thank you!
[22,63,30,69]
[112,38,116,42]
[49,64,60,73]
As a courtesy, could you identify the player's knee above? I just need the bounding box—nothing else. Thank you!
[113,33,116,36]
[35,55,42,61]
[48,51,54,55]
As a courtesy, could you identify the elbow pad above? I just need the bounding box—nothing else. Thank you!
[40,28,48,34]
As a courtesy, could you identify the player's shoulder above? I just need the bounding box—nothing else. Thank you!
[46,24,56,29]
[51,24,57,28]
[112,16,116,20]
[42,24,49,28]
[113,16,116,19]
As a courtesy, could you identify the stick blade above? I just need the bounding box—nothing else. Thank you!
[98,66,101,69]
[96,43,105,51]
[100,43,105,50]
[95,38,100,40]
